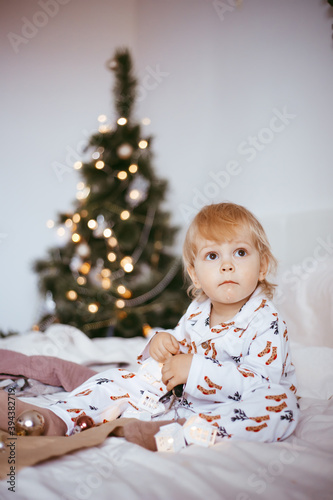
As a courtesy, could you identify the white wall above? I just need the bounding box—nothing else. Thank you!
[1,0,332,332]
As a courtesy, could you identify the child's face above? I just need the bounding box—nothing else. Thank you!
[187,227,267,314]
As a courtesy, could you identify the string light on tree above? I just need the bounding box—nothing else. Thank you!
[107,252,116,262]
[103,228,112,238]
[117,117,127,126]
[120,210,130,220]
[66,290,78,301]
[117,171,127,180]
[116,299,125,309]
[108,236,118,247]
[102,278,111,289]
[87,219,98,230]
[73,161,82,170]
[120,256,134,273]
[129,164,138,174]
[88,303,99,313]
[72,233,81,243]
[95,160,105,170]
[138,140,148,149]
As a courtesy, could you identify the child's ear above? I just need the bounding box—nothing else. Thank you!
[259,255,269,281]
[187,266,201,289]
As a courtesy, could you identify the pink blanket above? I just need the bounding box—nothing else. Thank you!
[0,349,96,391]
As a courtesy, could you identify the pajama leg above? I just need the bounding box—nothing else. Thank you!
[48,366,167,435]
[195,385,299,442]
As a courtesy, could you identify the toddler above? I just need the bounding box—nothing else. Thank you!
[46,203,299,441]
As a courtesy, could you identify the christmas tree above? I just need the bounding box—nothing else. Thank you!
[34,48,190,338]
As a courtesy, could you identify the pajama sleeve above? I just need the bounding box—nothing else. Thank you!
[185,313,290,402]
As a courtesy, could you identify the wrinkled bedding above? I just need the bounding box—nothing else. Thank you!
[0,325,332,499]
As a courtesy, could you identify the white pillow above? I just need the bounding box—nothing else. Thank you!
[276,257,333,348]
[291,342,333,400]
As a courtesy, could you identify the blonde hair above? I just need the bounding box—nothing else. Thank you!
[183,203,278,300]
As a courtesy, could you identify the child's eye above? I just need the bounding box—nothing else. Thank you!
[205,252,218,261]
[235,249,247,257]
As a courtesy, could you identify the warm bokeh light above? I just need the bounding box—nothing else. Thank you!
[129,164,138,173]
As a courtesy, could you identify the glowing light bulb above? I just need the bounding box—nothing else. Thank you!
[57,227,65,236]
[98,114,107,123]
[129,189,140,200]
[107,252,116,262]
[99,124,111,133]
[120,210,130,220]
[95,160,105,170]
[117,171,127,180]
[103,228,112,238]
[117,117,127,126]
[101,268,111,278]
[77,182,85,190]
[87,219,98,230]
[116,299,125,308]
[72,233,81,243]
[102,278,111,289]
[46,219,54,229]
[80,262,91,274]
[120,257,134,273]
[142,117,151,125]
[138,140,148,149]
[73,213,81,223]
[88,303,98,313]
[108,236,118,247]
[77,276,86,285]
[73,161,82,170]
[66,290,77,301]
[129,164,138,174]
[117,285,126,295]
[92,152,100,160]
[65,218,73,228]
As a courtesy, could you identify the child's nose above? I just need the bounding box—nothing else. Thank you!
[220,261,234,272]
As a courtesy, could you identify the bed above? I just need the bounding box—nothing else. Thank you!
[0,258,333,500]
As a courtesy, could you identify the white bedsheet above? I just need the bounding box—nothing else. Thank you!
[0,326,333,500]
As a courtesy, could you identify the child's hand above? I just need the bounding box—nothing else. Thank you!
[161,354,193,391]
[149,332,180,363]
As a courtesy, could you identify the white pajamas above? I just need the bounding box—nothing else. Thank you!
[49,287,299,442]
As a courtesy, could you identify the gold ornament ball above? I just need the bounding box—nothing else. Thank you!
[15,410,45,436]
